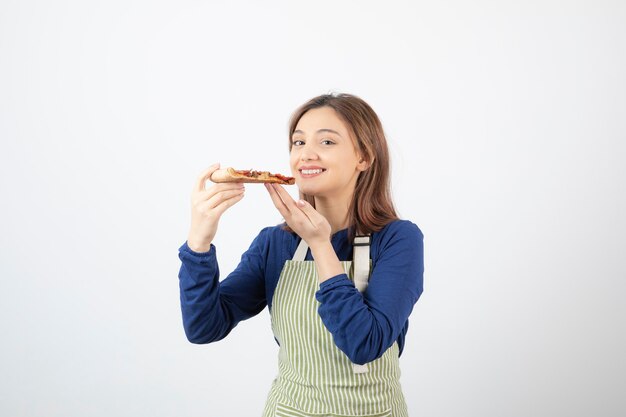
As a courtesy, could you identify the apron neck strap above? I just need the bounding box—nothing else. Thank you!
[352,235,371,293]
[292,238,309,262]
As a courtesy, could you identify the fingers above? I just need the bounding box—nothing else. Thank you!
[295,198,319,222]
[188,165,244,248]
[195,185,244,211]
[205,187,245,210]
[196,163,221,192]
[193,188,245,226]
[264,183,292,218]
[271,184,316,222]
[267,183,297,209]
[194,183,244,204]
[265,183,315,225]
[202,190,245,218]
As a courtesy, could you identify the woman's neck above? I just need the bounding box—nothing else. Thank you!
[314,194,352,235]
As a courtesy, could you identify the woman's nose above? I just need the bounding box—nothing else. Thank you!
[300,149,318,161]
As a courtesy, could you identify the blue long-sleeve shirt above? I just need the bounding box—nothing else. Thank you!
[178,219,424,364]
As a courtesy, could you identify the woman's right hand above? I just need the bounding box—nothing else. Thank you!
[186,163,245,252]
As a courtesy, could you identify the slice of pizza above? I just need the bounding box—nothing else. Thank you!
[210,168,296,185]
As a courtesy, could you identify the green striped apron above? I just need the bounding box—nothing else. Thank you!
[262,239,408,417]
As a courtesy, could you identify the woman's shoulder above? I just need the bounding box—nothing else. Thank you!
[376,219,423,240]
[371,219,424,255]
[252,223,299,248]
[245,224,299,266]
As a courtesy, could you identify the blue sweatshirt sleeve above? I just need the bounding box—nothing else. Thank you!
[177,228,270,344]
[315,221,424,364]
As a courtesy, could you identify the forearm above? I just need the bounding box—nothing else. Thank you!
[315,221,425,363]
[316,278,391,364]
[309,240,345,283]
[178,243,237,343]
[178,228,270,343]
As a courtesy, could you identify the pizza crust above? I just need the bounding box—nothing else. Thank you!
[210,167,295,185]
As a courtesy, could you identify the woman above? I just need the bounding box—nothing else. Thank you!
[178,93,424,416]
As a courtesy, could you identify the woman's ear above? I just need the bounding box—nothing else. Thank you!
[357,155,372,171]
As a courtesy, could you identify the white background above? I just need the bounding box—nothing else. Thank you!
[1,1,625,416]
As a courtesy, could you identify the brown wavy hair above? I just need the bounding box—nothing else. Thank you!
[283,93,399,241]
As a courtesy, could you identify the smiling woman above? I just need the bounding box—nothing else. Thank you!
[178,93,424,417]
[288,106,367,220]
[284,95,399,241]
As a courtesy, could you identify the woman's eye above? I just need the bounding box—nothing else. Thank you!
[321,139,335,145]
[292,140,304,146]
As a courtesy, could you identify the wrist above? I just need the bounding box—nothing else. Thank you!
[309,240,344,283]
[308,237,332,253]
[187,236,213,253]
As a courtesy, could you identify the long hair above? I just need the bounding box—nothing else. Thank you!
[284,93,399,241]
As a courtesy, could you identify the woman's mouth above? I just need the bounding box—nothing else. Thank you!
[299,168,326,178]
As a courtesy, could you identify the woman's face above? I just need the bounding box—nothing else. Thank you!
[290,106,366,199]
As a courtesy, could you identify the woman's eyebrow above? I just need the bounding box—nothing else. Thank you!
[293,128,343,137]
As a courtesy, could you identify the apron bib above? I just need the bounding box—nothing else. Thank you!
[262,239,408,417]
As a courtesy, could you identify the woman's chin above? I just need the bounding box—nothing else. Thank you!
[296,183,322,196]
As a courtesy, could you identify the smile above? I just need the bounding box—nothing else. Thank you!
[299,168,326,177]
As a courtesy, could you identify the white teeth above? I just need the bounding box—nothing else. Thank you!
[302,169,323,175]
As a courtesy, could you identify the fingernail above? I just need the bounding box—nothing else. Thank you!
[297,200,305,207]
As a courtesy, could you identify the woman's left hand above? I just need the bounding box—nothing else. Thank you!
[265,183,331,248]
